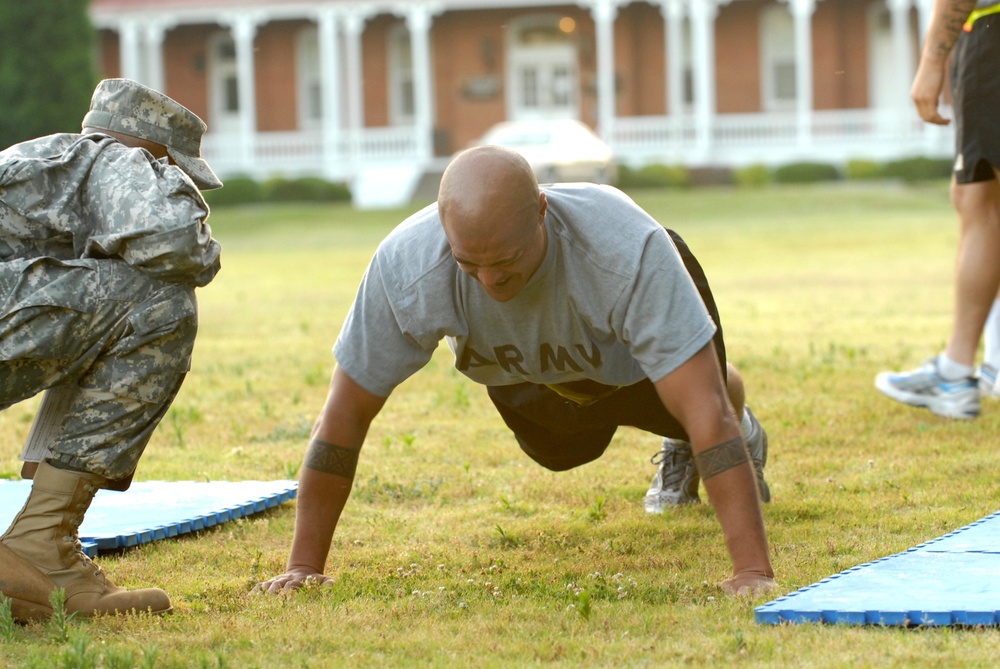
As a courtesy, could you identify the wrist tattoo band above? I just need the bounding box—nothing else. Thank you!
[693,436,750,480]
[304,439,360,479]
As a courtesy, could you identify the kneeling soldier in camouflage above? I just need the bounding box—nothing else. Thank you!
[0,79,222,621]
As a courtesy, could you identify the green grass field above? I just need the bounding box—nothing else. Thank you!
[2,182,1000,667]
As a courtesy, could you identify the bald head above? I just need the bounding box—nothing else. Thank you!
[438,146,548,302]
[438,146,540,233]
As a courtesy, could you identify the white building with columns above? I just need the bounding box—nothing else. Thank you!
[90,0,952,205]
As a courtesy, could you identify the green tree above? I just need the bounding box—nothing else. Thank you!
[0,0,96,150]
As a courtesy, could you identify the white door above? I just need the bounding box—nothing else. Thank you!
[506,15,578,122]
[509,45,577,120]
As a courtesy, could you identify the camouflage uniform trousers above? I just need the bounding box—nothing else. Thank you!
[0,257,198,480]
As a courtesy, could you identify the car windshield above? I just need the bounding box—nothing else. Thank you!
[486,129,552,147]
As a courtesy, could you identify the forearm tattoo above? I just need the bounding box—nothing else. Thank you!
[933,0,976,56]
[304,439,360,479]
[693,436,750,481]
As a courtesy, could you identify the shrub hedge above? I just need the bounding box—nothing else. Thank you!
[880,156,953,182]
[733,164,771,188]
[772,161,842,184]
[618,158,955,192]
[203,175,351,208]
[845,159,883,181]
[617,164,691,189]
[200,156,953,207]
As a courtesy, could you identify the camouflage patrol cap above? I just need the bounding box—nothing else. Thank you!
[82,78,223,190]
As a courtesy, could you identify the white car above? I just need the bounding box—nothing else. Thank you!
[471,119,618,185]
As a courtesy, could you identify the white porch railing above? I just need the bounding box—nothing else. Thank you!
[200,108,955,189]
[609,108,954,168]
[201,125,426,183]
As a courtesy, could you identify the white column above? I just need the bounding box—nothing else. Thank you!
[660,0,687,117]
[226,15,261,169]
[788,0,815,147]
[317,8,344,175]
[406,5,436,160]
[343,10,367,162]
[911,0,944,150]
[689,0,718,157]
[590,0,618,140]
[914,0,934,41]
[118,19,143,82]
[143,22,168,92]
[888,0,916,118]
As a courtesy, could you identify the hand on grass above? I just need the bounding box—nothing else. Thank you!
[721,571,778,597]
[252,567,334,594]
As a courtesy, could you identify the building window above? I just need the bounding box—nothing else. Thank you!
[297,27,322,130]
[389,25,415,125]
[761,6,797,111]
[223,74,239,113]
[208,32,241,132]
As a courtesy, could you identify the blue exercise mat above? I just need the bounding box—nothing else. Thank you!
[0,479,297,557]
[756,510,1000,626]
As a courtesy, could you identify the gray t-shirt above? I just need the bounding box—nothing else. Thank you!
[334,183,716,397]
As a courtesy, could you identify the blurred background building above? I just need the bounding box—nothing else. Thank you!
[90,0,950,206]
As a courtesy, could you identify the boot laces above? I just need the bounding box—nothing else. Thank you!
[72,540,105,580]
[66,500,106,580]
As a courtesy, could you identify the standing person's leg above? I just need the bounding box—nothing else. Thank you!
[978,281,1000,396]
[944,15,1000,372]
[943,169,1000,368]
[875,171,1000,418]
[875,17,1000,418]
[0,260,198,621]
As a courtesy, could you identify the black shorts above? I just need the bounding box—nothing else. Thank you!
[952,12,1000,184]
[487,228,726,471]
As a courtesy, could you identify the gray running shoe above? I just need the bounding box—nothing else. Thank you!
[644,438,699,513]
[743,406,771,503]
[875,358,979,419]
[978,363,1000,398]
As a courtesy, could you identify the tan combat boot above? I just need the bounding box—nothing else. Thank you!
[0,461,171,622]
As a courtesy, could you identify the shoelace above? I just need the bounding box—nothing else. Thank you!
[72,540,106,580]
[649,448,691,488]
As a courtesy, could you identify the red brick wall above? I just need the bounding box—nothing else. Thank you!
[716,0,765,113]
[163,24,214,122]
[432,10,512,151]
[814,0,871,110]
[254,21,305,131]
[97,30,120,77]
[362,15,392,128]
[429,10,504,152]
[616,3,667,117]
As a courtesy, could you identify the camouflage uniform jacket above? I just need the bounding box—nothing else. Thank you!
[0,132,221,288]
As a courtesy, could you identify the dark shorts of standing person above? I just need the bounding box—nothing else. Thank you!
[487,229,727,471]
[952,12,1000,184]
